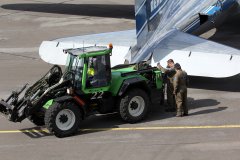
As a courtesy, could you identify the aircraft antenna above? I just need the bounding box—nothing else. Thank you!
[83,41,85,53]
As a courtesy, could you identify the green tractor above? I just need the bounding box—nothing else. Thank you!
[0,44,164,137]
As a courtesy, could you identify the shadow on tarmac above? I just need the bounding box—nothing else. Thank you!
[1,3,134,19]
[190,107,227,116]
[145,98,223,121]
[20,127,52,138]
[188,98,220,109]
[19,98,224,138]
[78,99,224,129]
[189,75,240,92]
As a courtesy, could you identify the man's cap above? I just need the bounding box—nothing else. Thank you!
[167,59,174,63]
[174,63,181,69]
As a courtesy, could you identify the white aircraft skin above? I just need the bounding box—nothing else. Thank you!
[39,30,136,66]
[39,0,240,78]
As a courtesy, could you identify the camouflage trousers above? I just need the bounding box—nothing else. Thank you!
[175,90,188,115]
[166,85,176,110]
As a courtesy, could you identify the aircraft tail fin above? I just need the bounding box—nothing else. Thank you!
[134,0,216,48]
[135,0,188,48]
[135,0,169,47]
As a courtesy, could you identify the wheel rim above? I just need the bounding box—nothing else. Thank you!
[55,109,76,131]
[128,96,145,117]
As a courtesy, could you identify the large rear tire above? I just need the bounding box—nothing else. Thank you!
[44,102,82,138]
[119,89,149,123]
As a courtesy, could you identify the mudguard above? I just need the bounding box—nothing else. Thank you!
[51,95,87,118]
[118,77,150,96]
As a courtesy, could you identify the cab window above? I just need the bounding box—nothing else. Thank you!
[86,55,111,88]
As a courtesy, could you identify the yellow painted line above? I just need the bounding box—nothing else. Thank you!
[81,125,240,131]
[0,125,240,134]
[0,129,49,134]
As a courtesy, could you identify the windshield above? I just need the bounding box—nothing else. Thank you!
[65,54,84,88]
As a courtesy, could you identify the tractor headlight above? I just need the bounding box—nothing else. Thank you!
[67,88,73,95]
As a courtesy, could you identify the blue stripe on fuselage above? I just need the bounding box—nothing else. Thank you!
[135,0,238,36]
[136,3,147,34]
[135,0,169,36]
[206,6,221,15]
[149,0,169,20]
[221,0,237,10]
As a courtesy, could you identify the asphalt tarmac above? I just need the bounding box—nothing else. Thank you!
[0,1,240,160]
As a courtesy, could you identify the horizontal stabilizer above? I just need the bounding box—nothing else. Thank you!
[145,30,240,78]
[39,30,136,66]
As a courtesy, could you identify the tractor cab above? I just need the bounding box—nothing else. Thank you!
[63,45,112,94]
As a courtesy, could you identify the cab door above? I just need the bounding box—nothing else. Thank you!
[83,54,111,94]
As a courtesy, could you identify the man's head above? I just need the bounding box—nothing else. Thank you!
[174,63,181,70]
[167,59,175,68]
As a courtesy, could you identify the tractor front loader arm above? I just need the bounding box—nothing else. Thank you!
[0,65,63,122]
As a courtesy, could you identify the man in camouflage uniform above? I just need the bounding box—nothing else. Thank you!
[157,59,176,112]
[173,63,188,117]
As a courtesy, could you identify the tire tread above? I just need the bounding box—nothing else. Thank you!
[44,102,81,138]
[119,89,149,123]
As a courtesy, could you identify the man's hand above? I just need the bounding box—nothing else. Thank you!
[157,62,162,69]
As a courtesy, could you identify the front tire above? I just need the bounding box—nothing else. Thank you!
[44,102,82,138]
[119,89,149,123]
